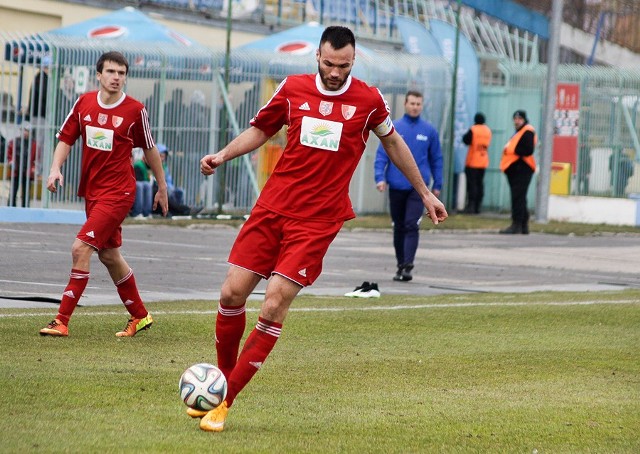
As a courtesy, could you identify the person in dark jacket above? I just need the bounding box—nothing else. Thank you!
[499,110,537,234]
[7,122,37,207]
[374,90,443,281]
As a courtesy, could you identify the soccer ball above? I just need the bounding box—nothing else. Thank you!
[179,363,228,411]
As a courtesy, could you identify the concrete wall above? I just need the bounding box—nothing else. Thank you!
[549,195,640,227]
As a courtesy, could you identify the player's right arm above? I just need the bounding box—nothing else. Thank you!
[46,141,72,193]
[200,126,270,176]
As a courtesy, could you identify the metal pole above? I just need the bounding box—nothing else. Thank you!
[446,0,461,210]
[535,0,563,223]
[217,0,233,214]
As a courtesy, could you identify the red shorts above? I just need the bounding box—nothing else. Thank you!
[77,197,134,251]
[229,205,343,287]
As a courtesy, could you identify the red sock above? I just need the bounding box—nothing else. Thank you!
[225,316,282,407]
[215,303,246,379]
[57,269,90,325]
[115,269,147,319]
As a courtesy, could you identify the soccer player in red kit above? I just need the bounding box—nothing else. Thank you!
[193,26,448,431]
[39,51,168,338]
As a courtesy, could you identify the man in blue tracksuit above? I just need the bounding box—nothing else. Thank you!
[375,90,443,282]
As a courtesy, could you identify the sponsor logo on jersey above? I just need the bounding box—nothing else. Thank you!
[299,102,310,111]
[63,290,75,299]
[86,231,95,238]
[342,104,356,120]
[319,101,333,116]
[416,134,428,141]
[298,268,307,277]
[112,116,123,128]
[85,126,114,151]
[84,115,92,122]
[300,117,343,152]
[98,113,108,125]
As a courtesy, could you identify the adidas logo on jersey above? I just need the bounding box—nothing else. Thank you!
[84,115,92,121]
[86,231,95,238]
[299,102,310,111]
[298,268,307,277]
[62,290,75,299]
[249,361,263,369]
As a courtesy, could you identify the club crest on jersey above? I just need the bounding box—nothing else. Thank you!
[112,116,123,127]
[98,113,108,125]
[319,101,333,116]
[342,105,356,120]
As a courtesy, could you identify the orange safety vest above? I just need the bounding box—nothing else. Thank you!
[500,124,537,172]
[465,124,492,169]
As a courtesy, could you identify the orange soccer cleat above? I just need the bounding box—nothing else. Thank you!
[199,401,229,432]
[115,314,153,337]
[39,319,69,337]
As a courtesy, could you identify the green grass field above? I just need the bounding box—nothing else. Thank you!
[2,291,639,453]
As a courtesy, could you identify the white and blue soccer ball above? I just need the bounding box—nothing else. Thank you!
[179,363,227,411]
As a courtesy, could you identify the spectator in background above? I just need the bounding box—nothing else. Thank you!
[24,55,50,177]
[609,150,634,198]
[375,90,443,282]
[7,122,37,207]
[462,112,492,214]
[152,143,202,217]
[130,152,153,219]
[499,110,537,234]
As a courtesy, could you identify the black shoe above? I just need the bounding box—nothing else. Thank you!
[393,264,413,282]
[499,224,522,234]
[357,282,381,298]
[344,281,370,297]
[189,206,204,216]
[401,264,413,282]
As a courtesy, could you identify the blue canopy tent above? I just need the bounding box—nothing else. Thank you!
[4,7,207,65]
[4,7,214,117]
[237,22,378,82]
[1,7,220,213]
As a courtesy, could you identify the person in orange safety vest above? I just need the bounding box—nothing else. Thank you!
[462,112,492,214]
[499,110,537,234]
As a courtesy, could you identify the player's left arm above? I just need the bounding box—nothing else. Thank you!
[379,130,448,224]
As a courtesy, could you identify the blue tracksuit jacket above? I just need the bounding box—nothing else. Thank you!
[374,114,443,191]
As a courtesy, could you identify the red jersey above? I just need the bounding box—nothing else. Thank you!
[250,74,394,221]
[57,91,155,200]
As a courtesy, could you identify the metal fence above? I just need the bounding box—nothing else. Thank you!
[2,28,639,217]
[0,32,451,215]
[478,62,640,212]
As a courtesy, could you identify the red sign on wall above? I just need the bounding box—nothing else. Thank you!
[552,83,581,174]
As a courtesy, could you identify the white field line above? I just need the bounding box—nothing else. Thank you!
[0,299,637,318]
